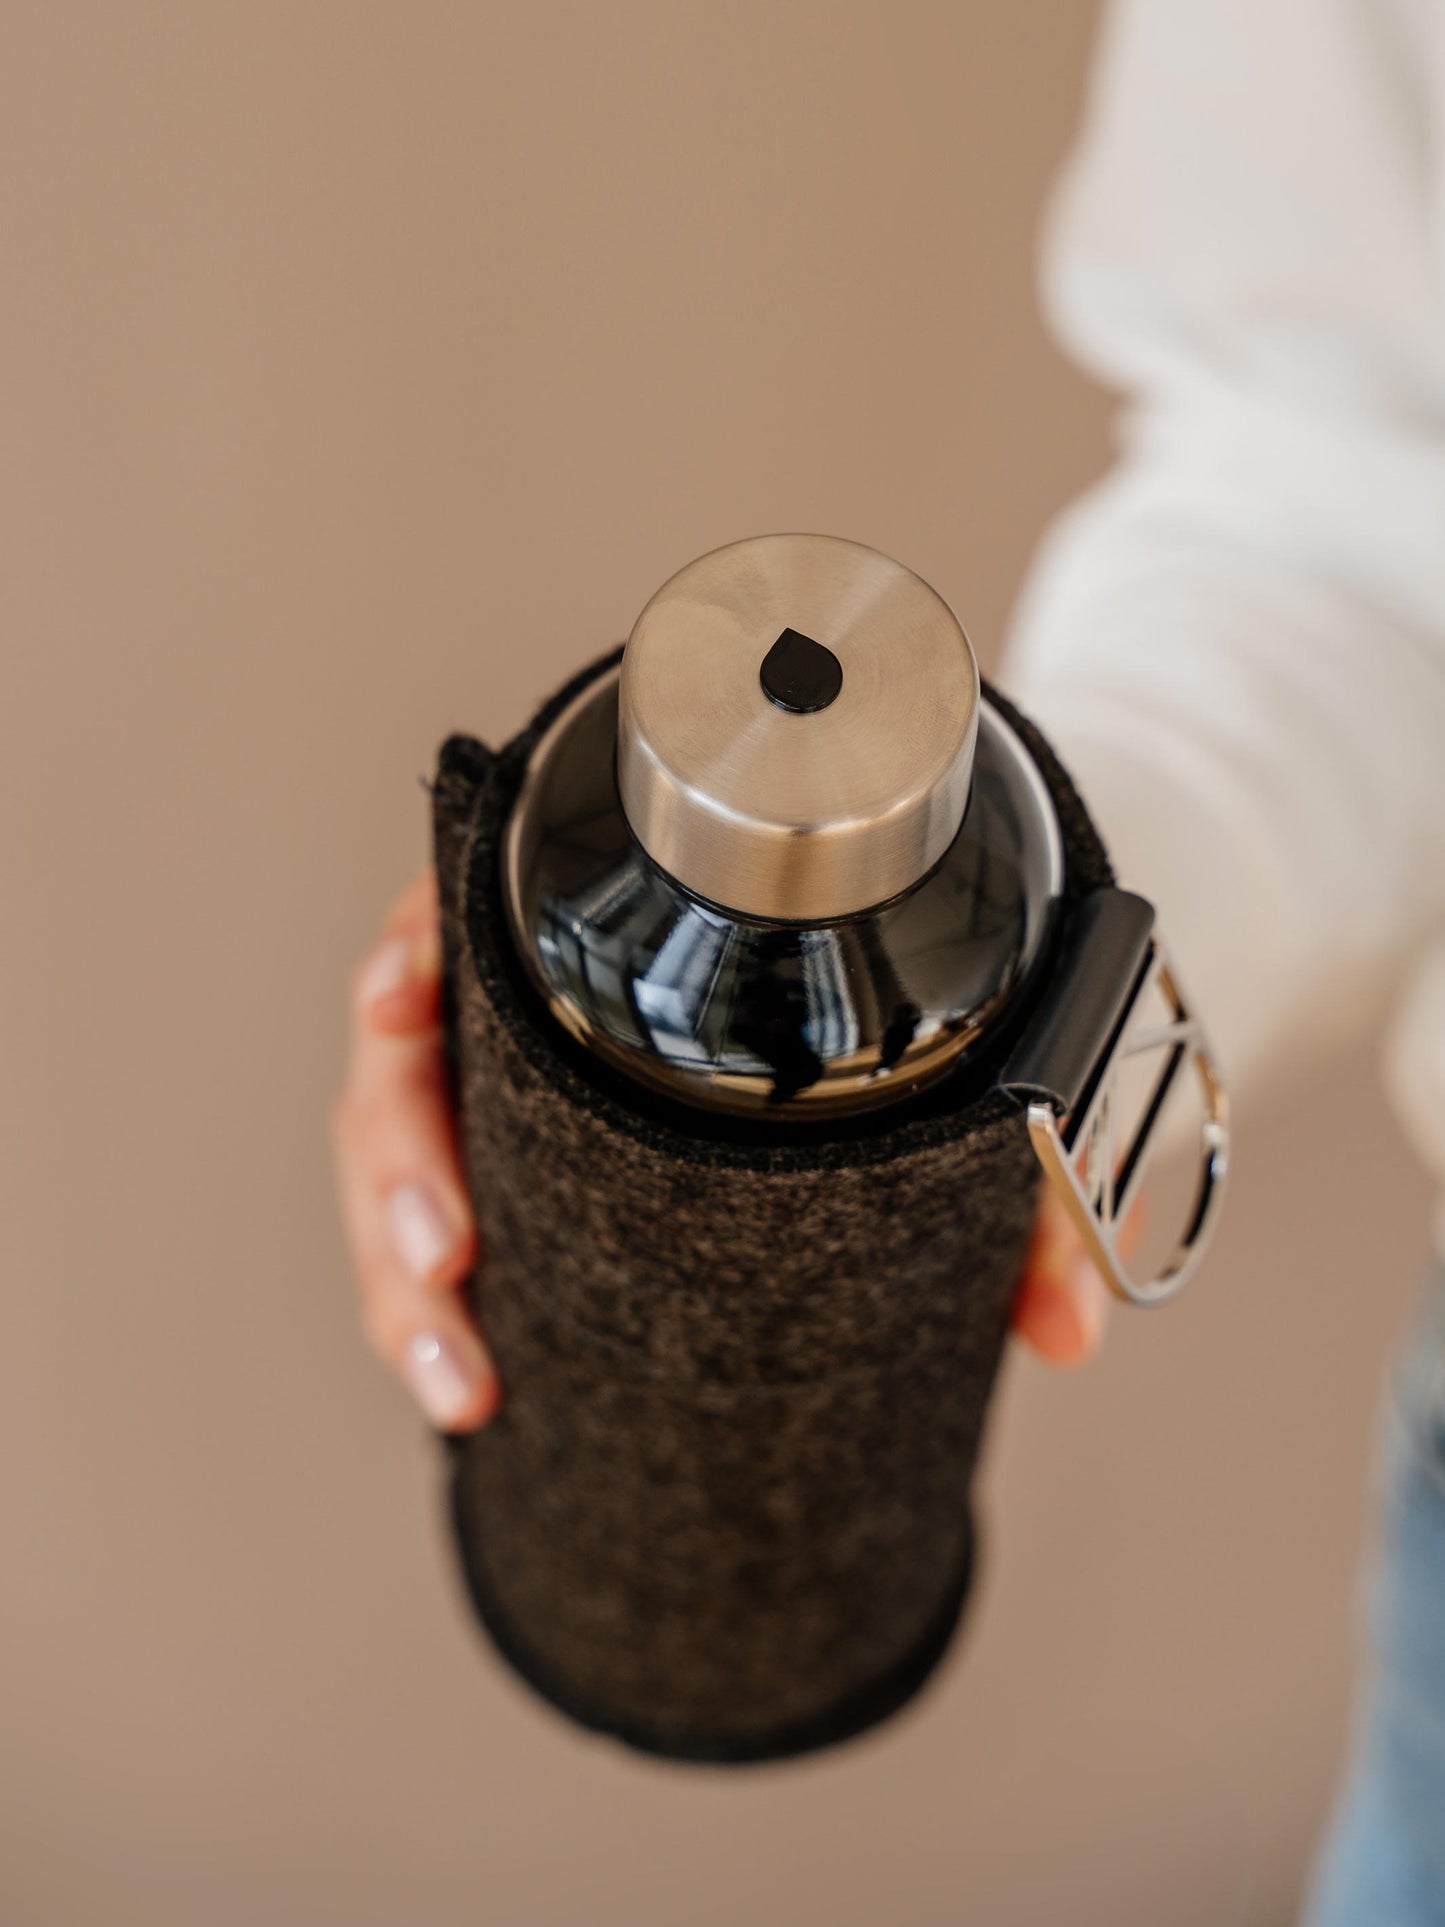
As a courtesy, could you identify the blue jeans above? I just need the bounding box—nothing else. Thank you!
[1304,1269,1445,1926]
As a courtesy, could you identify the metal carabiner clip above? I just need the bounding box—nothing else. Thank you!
[1001,889,1230,1307]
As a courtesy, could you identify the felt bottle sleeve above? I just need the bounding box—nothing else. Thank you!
[432,657,1113,1763]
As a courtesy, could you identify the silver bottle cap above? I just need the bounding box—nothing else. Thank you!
[617,534,980,922]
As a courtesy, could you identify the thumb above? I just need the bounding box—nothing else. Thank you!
[1011,1185,1112,1366]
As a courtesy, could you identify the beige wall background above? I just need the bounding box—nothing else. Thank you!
[3,5,1433,1924]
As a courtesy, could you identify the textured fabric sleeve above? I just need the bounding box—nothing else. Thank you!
[1005,0,1445,1111]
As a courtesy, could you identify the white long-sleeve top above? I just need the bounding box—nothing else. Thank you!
[1005,0,1445,1219]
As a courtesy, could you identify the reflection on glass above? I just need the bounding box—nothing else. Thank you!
[504,673,1063,1119]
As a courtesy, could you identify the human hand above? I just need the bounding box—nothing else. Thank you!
[331,872,498,1433]
[1010,1182,1113,1366]
[333,873,1111,1431]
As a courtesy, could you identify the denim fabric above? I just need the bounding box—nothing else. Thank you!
[1304,1270,1445,1926]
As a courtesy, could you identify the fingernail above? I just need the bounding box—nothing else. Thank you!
[357,935,414,1007]
[403,1329,489,1429]
[384,1182,458,1282]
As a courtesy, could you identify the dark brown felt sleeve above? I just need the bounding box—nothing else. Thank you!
[433,654,1113,1763]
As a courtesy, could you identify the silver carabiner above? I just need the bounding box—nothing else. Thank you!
[1001,892,1230,1308]
[1026,934,1229,1306]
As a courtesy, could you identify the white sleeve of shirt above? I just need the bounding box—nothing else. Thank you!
[1004,0,1445,1164]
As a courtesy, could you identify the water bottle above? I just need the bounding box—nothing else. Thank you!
[430,534,1227,1761]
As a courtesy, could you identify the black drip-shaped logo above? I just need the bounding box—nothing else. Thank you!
[759,628,844,714]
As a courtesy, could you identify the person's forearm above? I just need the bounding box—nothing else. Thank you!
[1006,478,1445,1095]
[1009,0,1445,1100]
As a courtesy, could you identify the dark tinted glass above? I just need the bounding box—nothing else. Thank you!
[503,673,1063,1118]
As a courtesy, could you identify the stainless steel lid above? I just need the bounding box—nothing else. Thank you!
[617,534,980,922]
